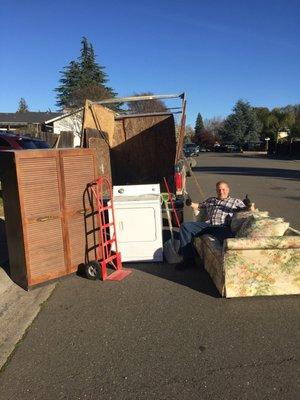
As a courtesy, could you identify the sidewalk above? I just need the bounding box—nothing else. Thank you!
[0,269,55,369]
[0,218,55,370]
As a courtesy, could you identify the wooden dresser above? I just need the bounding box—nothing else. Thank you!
[0,148,98,289]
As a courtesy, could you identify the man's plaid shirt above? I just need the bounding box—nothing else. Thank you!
[200,197,245,226]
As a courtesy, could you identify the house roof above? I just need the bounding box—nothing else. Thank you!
[0,112,63,125]
[44,108,83,124]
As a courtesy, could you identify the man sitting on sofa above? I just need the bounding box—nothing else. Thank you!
[176,181,246,270]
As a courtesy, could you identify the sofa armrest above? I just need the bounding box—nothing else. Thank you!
[224,235,300,250]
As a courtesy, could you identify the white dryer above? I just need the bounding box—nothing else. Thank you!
[109,184,163,262]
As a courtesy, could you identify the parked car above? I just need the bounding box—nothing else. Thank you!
[183,143,200,157]
[214,144,243,153]
[227,144,243,153]
[0,132,50,151]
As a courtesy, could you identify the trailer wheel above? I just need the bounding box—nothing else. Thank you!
[85,261,101,280]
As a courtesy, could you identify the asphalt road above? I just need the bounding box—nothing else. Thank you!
[0,153,299,400]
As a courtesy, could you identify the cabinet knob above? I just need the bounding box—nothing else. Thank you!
[37,216,53,222]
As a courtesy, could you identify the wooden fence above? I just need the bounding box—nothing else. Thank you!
[23,131,75,148]
[268,140,300,158]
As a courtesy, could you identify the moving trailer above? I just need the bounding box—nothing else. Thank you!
[81,93,188,207]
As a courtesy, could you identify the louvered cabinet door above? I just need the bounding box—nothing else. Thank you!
[17,152,67,285]
[60,149,97,272]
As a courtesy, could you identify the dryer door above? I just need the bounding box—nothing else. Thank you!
[113,200,163,262]
[116,206,157,242]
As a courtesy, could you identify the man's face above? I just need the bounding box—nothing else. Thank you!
[216,183,230,199]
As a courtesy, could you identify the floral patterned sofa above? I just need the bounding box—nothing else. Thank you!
[193,211,300,298]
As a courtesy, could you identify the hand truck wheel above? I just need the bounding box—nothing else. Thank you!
[85,261,101,280]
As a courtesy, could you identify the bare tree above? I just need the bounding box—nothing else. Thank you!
[204,116,224,134]
[184,125,195,143]
[127,92,168,114]
[198,129,218,147]
[69,84,112,109]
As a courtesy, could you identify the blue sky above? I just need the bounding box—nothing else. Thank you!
[1,0,299,125]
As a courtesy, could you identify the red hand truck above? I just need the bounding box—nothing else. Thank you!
[84,177,132,281]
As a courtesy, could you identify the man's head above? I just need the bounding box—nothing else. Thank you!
[216,181,230,199]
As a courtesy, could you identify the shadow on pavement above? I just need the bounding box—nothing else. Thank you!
[206,152,268,159]
[128,228,221,299]
[193,165,300,181]
[202,152,299,161]
[0,215,220,298]
[129,261,220,298]
[284,196,300,201]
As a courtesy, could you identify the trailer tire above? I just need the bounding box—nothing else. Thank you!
[85,261,101,280]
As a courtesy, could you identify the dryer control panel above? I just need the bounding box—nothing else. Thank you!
[113,184,160,197]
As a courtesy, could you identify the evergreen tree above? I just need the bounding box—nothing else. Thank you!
[55,61,82,109]
[17,98,29,113]
[220,100,262,146]
[194,113,204,136]
[55,37,117,109]
[194,113,204,144]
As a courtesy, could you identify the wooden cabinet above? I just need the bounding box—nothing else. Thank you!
[0,148,97,289]
[60,149,98,273]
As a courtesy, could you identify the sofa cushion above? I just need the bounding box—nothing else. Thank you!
[225,235,300,250]
[231,210,269,233]
[236,216,289,238]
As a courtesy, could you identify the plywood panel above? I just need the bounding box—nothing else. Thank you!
[83,101,115,146]
[112,119,126,147]
[111,115,176,185]
[112,115,172,147]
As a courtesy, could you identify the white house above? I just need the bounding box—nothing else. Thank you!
[45,108,83,147]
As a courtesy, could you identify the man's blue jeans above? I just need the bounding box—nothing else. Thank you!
[179,221,209,259]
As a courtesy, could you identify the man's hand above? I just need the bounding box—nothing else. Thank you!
[185,196,200,210]
[191,202,200,210]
